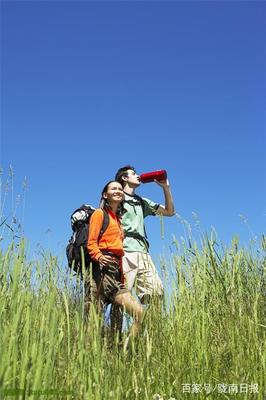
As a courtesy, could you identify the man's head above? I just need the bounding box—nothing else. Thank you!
[115,165,141,189]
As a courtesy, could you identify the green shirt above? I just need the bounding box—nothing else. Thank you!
[122,192,159,253]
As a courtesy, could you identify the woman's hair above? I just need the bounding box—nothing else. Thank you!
[99,180,125,217]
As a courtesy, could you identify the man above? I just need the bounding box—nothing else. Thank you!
[115,165,175,303]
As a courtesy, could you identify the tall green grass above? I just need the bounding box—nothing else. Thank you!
[0,236,265,399]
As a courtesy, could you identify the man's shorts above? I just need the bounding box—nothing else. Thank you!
[122,251,164,300]
[85,261,128,306]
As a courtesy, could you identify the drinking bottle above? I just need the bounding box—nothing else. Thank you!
[140,169,167,183]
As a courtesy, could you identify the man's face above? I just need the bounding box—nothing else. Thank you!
[124,169,141,187]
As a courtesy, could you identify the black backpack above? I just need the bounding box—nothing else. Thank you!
[66,205,109,277]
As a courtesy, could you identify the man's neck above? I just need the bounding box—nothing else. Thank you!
[123,185,135,196]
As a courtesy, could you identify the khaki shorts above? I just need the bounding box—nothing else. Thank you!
[85,261,128,306]
[122,251,164,300]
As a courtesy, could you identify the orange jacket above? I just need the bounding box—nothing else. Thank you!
[87,208,124,262]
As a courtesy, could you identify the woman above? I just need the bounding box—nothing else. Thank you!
[87,180,143,339]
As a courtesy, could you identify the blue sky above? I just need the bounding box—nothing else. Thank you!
[1,0,265,263]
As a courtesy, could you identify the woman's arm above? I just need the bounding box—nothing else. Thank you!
[87,209,104,261]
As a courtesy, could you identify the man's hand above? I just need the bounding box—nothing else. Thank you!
[154,179,170,189]
[154,179,175,216]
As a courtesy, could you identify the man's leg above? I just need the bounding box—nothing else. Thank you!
[122,252,139,292]
[109,252,138,334]
[110,303,123,335]
[136,253,164,305]
[114,291,143,338]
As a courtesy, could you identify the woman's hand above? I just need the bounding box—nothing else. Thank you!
[98,254,117,268]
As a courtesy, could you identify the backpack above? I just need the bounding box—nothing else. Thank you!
[66,205,109,277]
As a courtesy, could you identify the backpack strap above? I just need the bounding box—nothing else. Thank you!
[134,194,145,213]
[134,195,149,240]
[99,209,109,240]
[124,194,145,213]
[123,194,149,247]
[124,231,149,250]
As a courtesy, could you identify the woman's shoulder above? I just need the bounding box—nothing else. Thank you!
[91,208,104,221]
[93,208,104,215]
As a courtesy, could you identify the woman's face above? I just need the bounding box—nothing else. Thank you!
[103,182,124,204]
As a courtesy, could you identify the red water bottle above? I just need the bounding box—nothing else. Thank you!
[140,169,167,183]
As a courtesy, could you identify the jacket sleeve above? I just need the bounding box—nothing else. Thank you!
[87,209,104,262]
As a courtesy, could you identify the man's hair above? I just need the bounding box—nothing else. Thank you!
[115,165,136,187]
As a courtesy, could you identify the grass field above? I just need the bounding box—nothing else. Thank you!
[0,235,265,400]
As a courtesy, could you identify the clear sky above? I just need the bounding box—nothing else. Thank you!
[1,0,265,263]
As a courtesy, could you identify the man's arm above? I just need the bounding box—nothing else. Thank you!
[155,179,175,216]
